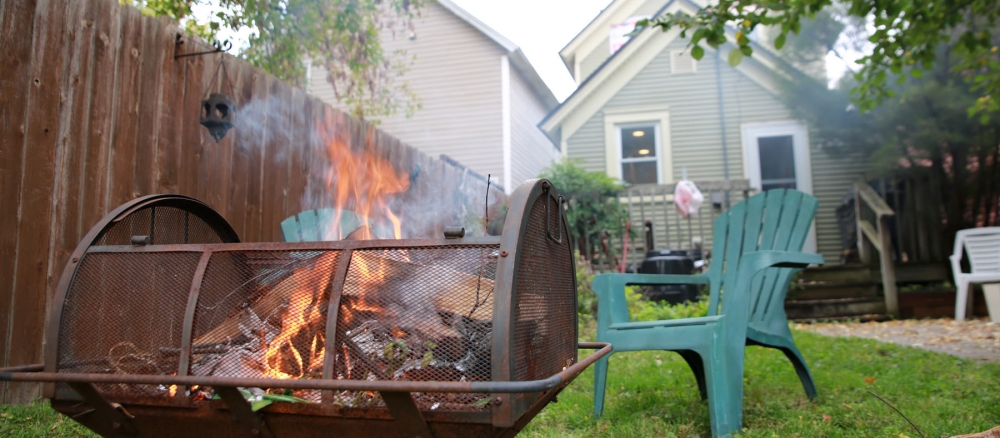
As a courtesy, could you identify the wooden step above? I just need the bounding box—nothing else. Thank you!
[784,297,886,320]
[792,313,891,324]
[800,262,949,284]
[787,281,880,300]
[799,265,873,283]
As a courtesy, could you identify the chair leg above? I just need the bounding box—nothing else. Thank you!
[700,349,741,438]
[780,345,818,400]
[955,281,970,321]
[678,350,708,400]
[593,353,611,418]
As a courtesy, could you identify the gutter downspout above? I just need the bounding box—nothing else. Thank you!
[501,55,513,194]
[715,49,730,180]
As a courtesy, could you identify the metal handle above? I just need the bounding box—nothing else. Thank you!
[543,193,564,244]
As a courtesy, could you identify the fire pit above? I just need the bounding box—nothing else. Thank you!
[1,179,609,438]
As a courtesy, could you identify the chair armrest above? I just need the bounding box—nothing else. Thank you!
[739,251,824,273]
[609,315,724,331]
[592,273,711,329]
[950,254,964,277]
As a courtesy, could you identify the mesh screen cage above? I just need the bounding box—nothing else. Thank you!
[3,179,610,438]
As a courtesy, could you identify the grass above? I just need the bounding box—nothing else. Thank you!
[520,328,1000,437]
[0,401,94,437]
[3,329,998,437]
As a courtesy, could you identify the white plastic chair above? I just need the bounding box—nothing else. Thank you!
[951,227,1000,321]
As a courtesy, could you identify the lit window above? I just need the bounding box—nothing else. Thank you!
[618,124,659,184]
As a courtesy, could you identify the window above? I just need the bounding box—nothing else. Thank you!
[618,123,660,184]
[757,135,797,191]
[604,110,672,184]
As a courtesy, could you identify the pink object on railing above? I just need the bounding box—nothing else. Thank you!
[674,180,704,219]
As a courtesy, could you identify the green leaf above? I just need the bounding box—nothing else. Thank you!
[773,33,786,50]
[471,398,493,408]
[911,69,923,78]
[261,393,313,404]
[740,45,753,56]
[690,45,705,60]
[728,49,744,66]
[896,75,907,85]
[250,399,274,412]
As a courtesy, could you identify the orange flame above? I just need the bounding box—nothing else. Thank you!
[264,254,336,379]
[321,131,410,239]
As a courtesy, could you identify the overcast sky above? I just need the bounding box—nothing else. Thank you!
[450,0,613,102]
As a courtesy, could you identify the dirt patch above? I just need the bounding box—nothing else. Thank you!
[797,318,1000,363]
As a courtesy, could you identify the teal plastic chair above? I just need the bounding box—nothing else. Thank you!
[592,189,823,437]
[280,208,393,242]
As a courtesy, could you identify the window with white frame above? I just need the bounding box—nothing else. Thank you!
[617,123,660,184]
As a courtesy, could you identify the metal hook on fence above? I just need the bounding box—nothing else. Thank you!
[174,35,232,59]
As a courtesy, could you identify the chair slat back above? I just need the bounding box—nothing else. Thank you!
[705,189,818,325]
[754,193,817,327]
[959,227,1000,274]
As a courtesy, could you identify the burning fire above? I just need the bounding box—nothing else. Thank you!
[320,131,409,240]
[260,253,338,380]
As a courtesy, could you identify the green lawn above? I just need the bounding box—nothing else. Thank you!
[521,329,1000,437]
[3,329,999,437]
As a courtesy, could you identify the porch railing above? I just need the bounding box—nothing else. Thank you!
[584,180,752,272]
[854,180,900,316]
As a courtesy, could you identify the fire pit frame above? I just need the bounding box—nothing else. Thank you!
[3,179,612,438]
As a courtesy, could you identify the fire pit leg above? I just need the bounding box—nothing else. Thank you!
[66,382,137,436]
[381,391,434,438]
[214,386,275,438]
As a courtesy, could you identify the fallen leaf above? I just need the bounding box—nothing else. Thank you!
[865,377,876,384]
[823,414,832,422]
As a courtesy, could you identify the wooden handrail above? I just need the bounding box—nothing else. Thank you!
[855,182,895,218]
[853,180,899,317]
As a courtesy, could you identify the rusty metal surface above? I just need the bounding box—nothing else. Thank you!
[512,191,576,382]
[42,180,591,435]
[45,194,239,399]
[50,398,500,438]
[7,343,611,394]
[57,251,200,397]
[214,385,275,438]
[332,245,499,410]
[29,344,609,438]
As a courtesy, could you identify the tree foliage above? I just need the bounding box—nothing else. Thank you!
[784,39,1000,233]
[638,0,1000,119]
[539,159,631,262]
[124,0,425,120]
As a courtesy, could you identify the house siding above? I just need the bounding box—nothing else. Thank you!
[307,2,506,186]
[576,0,679,82]
[509,67,558,186]
[565,37,866,261]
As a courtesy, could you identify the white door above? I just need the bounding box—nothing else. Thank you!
[742,121,817,254]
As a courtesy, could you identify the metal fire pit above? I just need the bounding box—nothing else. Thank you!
[1,178,610,438]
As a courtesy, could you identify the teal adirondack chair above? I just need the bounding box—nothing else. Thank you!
[280,208,394,242]
[592,189,823,437]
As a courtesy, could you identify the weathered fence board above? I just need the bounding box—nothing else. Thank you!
[0,0,501,404]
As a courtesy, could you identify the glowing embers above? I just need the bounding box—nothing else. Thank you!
[332,247,499,409]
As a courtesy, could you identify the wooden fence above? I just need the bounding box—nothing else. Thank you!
[0,0,498,404]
